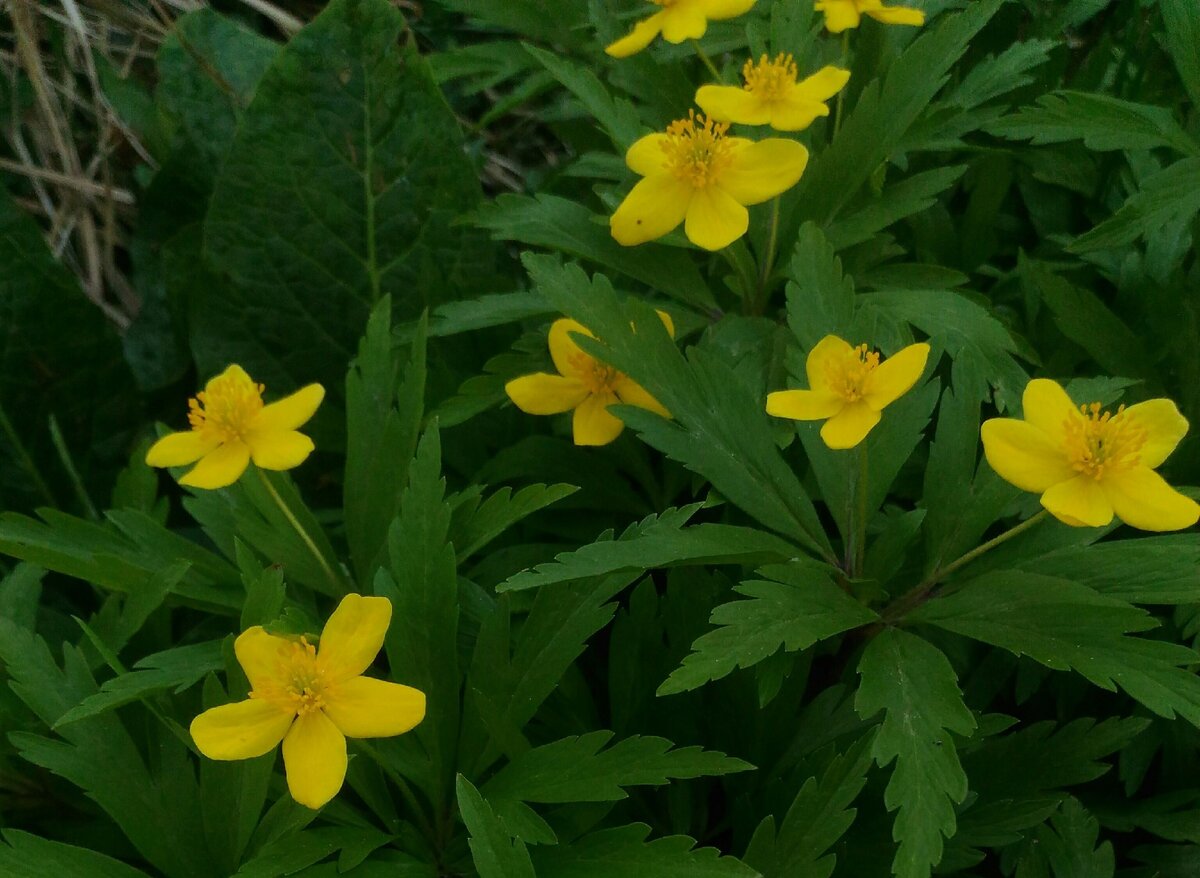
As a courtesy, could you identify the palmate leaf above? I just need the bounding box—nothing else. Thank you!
[0,830,152,878]
[200,0,485,396]
[531,824,758,878]
[911,572,1200,725]
[855,628,976,878]
[744,733,875,878]
[499,505,801,593]
[482,730,750,808]
[457,776,536,878]
[660,560,877,695]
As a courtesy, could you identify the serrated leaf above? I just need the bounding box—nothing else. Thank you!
[483,730,750,807]
[744,733,874,878]
[500,505,800,593]
[1162,0,1200,109]
[234,827,393,878]
[826,166,966,250]
[661,560,877,695]
[525,44,642,149]
[1028,798,1115,878]
[856,628,976,878]
[531,824,758,878]
[987,91,1196,154]
[785,223,855,350]
[1070,157,1200,252]
[453,482,579,562]
[457,776,537,878]
[949,40,1056,109]
[200,0,483,395]
[911,571,1200,725]
[0,830,152,878]
[1018,536,1200,605]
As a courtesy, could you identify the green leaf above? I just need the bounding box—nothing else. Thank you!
[948,39,1056,110]
[987,91,1197,154]
[744,733,875,878]
[55,640,222,726]
[826,166,966,250]
[911,572,1200,725]
[499,506,800,593]
[785,223,855,350]
[1161,0,1200,109]
[377,427,459,806]
[855,628,976,878]
[475,195,715,310]
[345,297,426,583]
[524,45,642,149]
[531,824,758,878]
[1070,157,1200,252]
[1027,798,1115,878]
[238,542,287,629]
[661,560,877,695]
[0,830,152,878]
[201,0,483,395]
[1017,536,1200,605]
[234,827,394,878]
[395,290,554,342]
[453,482,579,561]
[456,776,537,878]
[482,730,750,807]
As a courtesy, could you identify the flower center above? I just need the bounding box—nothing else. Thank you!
[1063,403,1147,480]
[825,344,880,402]
[570,352,622,396]
[188,370,264,443]
[250,637,333,716]
[742,53,799,100]
[661,112,734,189]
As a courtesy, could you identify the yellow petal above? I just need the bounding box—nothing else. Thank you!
[611,174,694,246]
[698,0,758,17]
[614,376,670,418]
[323,677,426,739]
[806,335,854,394]
[505,374,589,415]
[1103,467,1200,532]
[282,711,347,809]
[548,318,594,378]
[793,66,852,102]
[816,0,862,32]
[864,4,926,26]
[654,309,676,339]
[247,430,315,471]
[235,626,292,691]
[980,418,1077,493]
[820,400,881,449]
[145,430,220,468]
[318,593,392,682]
[252,384,325,433]
[767,100,830,132]
[573,393,625,446]
[694,85,772,126]
[180,443,251,490]
[659,3,707,42]
[1118,399,1189,469]
[190,699,293,760]
[207,364,254,394]
[862,343,930,410]
[1041,475,1113,528]
[625,133,671,176]
[605,12,664,58]
[719,140,809,206]
[684,186,749,251]
[766,389,845,421]
[1022,379,1080,445]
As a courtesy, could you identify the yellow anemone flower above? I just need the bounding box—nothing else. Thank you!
[190,594,425,810]
[145,365,323,490]
[505,314,673,446]
[605,0,758,58]
[980,379,1200,532]
[814,0,925,33]
[610,112,808,251]
[766,335,930,449]
[696,56,850,131]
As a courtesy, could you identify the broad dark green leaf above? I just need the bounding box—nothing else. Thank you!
[0,830,152,878]
[456,776,537,878]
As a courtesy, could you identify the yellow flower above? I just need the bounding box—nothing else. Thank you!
[610,112,808,251]
[766,335,930,449]
[980,379,1200,532]
[505,314,673,446]
[190,594,425,810]
[696,56,850,131]
[145,365,324,490]
[814,0,925,33]
[605,0,758,58]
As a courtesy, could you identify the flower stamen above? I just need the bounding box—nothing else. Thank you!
[825,343,881,402]
[1063,403,1148,480]
[187,370,265,443]
[742,53,799,100]
[249,636,333,716]
[660,111,734,189]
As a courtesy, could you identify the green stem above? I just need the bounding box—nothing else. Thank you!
[354,740,437,843]
[882,510,1050,623]
[48,414,98,520]
[852,444,869,577]
[755,196,782,313]
[255,467,344,596]
[0,401,56,507]
[833,31,850,138]
[691,39,721,81]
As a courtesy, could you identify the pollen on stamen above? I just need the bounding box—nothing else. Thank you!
[742,53,799,99]
[1065,401,1148,479]
[661,111,734,189]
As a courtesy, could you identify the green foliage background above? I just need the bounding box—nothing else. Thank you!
[2,0,1200,876]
